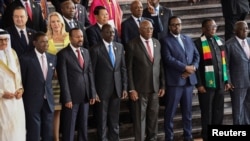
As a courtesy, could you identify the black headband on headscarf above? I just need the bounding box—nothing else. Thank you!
[0,31,9,35]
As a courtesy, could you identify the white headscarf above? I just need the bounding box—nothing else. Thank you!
[0,29,17,73]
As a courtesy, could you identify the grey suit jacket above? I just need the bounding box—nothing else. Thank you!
[225,36,250,88]
[125,37,165,93]
[89,41,127,99]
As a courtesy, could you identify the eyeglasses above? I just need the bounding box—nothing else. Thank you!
[206,25,218,29]
[170,23,181,27]
[0,38,9,43]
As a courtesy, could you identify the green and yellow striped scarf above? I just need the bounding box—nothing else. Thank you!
[201,35,228,88]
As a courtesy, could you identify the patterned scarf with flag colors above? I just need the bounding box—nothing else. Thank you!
[201,35,228,88]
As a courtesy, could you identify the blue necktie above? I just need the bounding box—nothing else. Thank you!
[177,36,184,50]
[20,30,28,47]
[108,44,115,67]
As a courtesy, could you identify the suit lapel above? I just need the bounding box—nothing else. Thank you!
[31,51,45,81]
[139,38,153,63]
[12,26,26,51]
[236,37,249,60]
[100,43,114,67]
[170,34,185,54]
[67,46,82,69]
[45,53,54,81]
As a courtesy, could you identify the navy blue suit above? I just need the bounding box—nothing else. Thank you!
[160,33,199,141]
[6,25,36,58]
[20,50,56,141]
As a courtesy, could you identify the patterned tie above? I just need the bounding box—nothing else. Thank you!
[20,30,28,47]
[242,40,250,59]
[108,44,115,67]
[25,2,32,20]
[145,40,154,62]
[76,49,84,68]
[41,55,47,79]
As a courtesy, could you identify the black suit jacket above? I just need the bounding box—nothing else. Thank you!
[64,18,89,49]
[2,0,46,31]
[86,23,120,47]
[90,41,127,99]
[126,37,165,93]
[56,45,96,104]
[194,36,230,89]
[121,16,163,48]
[20,50,56,112]
[221,0,250,17]
[143,5,173,40]
[6,25,36,58]
[75,3,90,28]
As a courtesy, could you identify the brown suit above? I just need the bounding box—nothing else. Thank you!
[125,37,165,141]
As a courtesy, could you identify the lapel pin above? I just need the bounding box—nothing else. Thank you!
[28,32,31,35]
[114,47,117,50]
[32,4,35,8]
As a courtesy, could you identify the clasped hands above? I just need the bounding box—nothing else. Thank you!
[2,88,23,99]
[181,65,196,79]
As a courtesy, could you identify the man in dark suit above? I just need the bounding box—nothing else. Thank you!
[2,0,46,31]
[61,0,89,49]
[19,32,56,141]
[225,21,250,125]
[72,0,90,28]
[125,20,165,141]
[6,6,36,58]
[86,6,120,48]
[221,0,250,41]
[194,18,232,141]
[56,28,96,141]
[160,16,199,141]
[143,0,173,40]
[89,23,127,141]
[121,0,163,48]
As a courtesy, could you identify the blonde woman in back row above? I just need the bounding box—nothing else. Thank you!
[46,11,70,141]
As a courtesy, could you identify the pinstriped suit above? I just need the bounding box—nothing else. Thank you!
[225,36,250,124]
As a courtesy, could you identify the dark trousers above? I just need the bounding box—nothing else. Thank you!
[132,92,159,141]
[96,92,120,141]
[164,86,194,141]
[26,99,54,141]
[61,101,89,141]
[198,88,225,141]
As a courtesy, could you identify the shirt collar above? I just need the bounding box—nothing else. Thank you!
[132,15,141,22]
[34,48,46,57]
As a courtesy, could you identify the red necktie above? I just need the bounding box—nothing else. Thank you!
[76,49,84,68]
[145,40,154,62]
[25,2,32,20]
